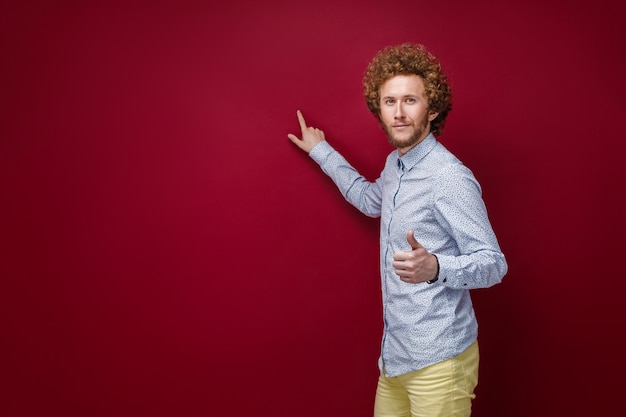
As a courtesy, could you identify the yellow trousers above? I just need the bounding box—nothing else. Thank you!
[374,341,479,417]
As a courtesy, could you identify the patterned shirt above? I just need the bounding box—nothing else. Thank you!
[309,133,507,377]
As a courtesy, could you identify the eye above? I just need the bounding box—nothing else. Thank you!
[383,98,395,105]
[405,97,417,104]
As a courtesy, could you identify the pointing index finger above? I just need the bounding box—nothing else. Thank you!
[296,110,308,131]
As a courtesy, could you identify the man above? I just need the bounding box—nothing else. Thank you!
[287,43,507,417]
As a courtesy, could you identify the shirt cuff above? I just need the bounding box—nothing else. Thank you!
[309,141,333,165]
[434,254,456,286]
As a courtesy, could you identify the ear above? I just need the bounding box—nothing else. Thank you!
[428,111,439,122]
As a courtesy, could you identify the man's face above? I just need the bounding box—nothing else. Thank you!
[379,74,438,155]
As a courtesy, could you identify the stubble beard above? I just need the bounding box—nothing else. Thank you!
[383,116,430,151]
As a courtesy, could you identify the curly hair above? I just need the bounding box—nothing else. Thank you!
[363,43,452,136]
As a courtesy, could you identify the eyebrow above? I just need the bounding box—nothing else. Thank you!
[381,94,420,99]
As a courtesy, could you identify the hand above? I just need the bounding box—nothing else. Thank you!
[287,110,326,153]
[392,231,439,284]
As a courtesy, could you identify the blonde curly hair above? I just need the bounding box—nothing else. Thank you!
[363,43,452,136]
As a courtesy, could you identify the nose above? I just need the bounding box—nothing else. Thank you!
[394,102,405,119]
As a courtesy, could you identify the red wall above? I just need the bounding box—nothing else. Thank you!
[2,1,625,416]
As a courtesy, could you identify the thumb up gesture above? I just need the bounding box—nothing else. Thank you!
[392,231,439,284]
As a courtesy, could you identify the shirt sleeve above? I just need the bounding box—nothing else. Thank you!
[309,141,383,218]
[431,164,508,289]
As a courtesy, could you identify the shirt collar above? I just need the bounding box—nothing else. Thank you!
[396,133,437,172]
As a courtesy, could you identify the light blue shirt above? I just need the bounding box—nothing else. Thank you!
[309,134,507,377]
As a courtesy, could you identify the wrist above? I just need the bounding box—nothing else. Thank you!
[427,254,440,284]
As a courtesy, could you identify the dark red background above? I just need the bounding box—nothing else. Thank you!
[2,1,625,416]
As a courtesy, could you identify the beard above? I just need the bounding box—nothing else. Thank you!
[383,115,430,151]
